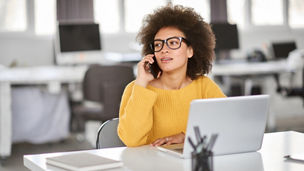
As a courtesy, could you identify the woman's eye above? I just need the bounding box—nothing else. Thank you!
[169,41,178,45]
[154,43,161,47]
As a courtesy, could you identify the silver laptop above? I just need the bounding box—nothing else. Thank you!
[156,95,269,158]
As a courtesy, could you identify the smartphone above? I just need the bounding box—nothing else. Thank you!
[147,56,161,79]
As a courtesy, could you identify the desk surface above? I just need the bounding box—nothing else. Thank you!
[212,60,290,76]
[0,60,288,83]
[0,60,289,82]
[24,131,304,171]
[0,65,88,84]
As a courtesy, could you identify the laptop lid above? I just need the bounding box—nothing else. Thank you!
[182,95,269,158]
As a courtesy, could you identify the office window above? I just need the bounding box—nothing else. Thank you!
[251,0,284,25]
[94,0,120,33]
[125,0,166,33]
[0,0,27,32]
[227,0,245,28]
[172,0,210,23]
[35,0,56,35]
[289,0,304,28]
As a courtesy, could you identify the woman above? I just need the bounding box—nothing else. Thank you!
[118,5,226,147]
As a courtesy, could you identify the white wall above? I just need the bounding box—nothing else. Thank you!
[0,34,54,66]
[239,28,304,57]
[0,28,303,67]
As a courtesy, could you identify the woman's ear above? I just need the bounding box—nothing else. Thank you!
[187,46,194,58]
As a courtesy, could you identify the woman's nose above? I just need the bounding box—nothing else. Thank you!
[161,43,170,53]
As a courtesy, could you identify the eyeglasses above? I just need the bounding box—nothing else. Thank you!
[149,36,189,52]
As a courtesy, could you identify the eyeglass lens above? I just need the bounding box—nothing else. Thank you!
[153,37,183,52]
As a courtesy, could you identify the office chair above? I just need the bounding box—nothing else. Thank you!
[72,64,134,133]
[274,68,304,106]
[96,118,125,149]
[274,49,304,106]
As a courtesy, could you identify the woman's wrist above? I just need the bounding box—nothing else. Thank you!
[135,79,148,88]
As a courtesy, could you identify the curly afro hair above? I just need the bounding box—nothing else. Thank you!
[137,4,216,80]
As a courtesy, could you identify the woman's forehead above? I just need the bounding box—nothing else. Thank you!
[154,27,185,39]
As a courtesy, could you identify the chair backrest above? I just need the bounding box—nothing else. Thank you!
[83,64,134,120]
[96,118,125,149]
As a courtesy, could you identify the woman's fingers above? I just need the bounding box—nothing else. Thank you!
[135,54,156,87]
[164,137,173,145]
[138,54,155,74]
[141,54,155,65]
[151,133,185,146]
[151,137,172,146]
[151,138,164,146]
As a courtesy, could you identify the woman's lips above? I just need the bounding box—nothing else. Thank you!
[160,57,173,62]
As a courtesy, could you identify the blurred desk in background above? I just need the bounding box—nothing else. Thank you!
[212,60,290,95]
[0,65,88,159]
[0,52,141,158]
[212,60,292,131]
[0,52,141,159]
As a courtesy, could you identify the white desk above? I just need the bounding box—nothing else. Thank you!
[212,60,290,95]
[212,60,290,77]
[0,66,88,158]
[0,51,141,159]
[212,60,292,131]
[24,131,304,171]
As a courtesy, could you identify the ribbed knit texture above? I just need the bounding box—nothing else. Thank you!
[118,76,226,147]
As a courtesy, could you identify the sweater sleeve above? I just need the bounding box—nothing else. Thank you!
[202,77,226,98]
[118,81,157,147]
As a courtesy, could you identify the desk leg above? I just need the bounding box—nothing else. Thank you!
[0,82,11,158]
[264,78,277,132]
[244,79,253,95]
[267,108,276,132]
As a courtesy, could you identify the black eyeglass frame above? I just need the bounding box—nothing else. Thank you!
[149,36,190,52]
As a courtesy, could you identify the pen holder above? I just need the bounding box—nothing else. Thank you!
[191,150,213,171]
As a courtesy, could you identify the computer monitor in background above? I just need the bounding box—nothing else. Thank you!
[55,23,102,65]
[271,41,297,59]
[211,23,239,52]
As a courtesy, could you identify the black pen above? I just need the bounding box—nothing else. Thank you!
[194,126,202,144]
[188,137,196,151]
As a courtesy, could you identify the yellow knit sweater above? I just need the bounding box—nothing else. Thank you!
[118,76,226,147]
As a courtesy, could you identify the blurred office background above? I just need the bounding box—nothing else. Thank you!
[0,0,303,170]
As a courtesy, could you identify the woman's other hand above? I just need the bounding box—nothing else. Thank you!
[151,132,185,146]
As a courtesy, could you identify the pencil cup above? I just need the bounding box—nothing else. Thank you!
[191,150,213,171]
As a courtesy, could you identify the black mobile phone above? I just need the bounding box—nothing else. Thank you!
[148,56,161,78]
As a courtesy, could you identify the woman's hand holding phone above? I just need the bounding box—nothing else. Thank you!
[135,54,160,87]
